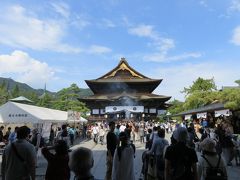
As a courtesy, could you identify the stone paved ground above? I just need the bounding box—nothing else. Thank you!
[35,135,240,180]
[0,135,240,180]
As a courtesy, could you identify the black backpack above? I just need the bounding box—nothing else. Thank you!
[202,155,227,180]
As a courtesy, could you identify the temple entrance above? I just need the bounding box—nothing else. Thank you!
[105,106,144,121]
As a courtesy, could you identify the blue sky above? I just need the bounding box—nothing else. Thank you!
[0,0,240,101]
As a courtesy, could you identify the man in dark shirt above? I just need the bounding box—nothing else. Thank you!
[105,121,117,180]
[0,126,4,142]
[165,127,198,180]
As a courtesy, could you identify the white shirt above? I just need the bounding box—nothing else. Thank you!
[119,125,126,132]
[112,146,135,180]
[92,126,99,135]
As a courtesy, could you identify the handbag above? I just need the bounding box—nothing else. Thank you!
[147,154,157,178]
[11,143,31,180]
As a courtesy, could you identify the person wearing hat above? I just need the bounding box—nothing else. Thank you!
[198,138,227,180]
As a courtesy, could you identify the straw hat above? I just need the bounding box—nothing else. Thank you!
[200,138,216,153]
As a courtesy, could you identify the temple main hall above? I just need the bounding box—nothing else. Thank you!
[79,58,171,121]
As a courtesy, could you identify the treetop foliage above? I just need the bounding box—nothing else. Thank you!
[169,77,240,115]
[182,77,217,96]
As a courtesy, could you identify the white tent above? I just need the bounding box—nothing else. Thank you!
[0,101,68,124]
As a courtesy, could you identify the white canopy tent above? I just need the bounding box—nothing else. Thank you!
[0,101,87,124]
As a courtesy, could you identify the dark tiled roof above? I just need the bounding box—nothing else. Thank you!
[79,92,171,101]
[173,102,225,116]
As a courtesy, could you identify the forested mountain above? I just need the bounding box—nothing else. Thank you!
[0,77,48,96]
[0,77,92,97]
[0,77,92,116]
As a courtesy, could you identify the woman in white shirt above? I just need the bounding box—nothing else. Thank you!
[112,131,135,180]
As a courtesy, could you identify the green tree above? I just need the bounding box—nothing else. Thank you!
[235,79,240,86]
[182,77,218,110]
[219,88,240,110]
[183,91,219,110]
[182,77,217,96]
[37,93,53,108]
[168,99,184,115]
[52,84,89,116]
[12,84,20,98]
[0,81,9,105]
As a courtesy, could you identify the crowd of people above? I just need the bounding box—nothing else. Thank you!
[0,116,239,180]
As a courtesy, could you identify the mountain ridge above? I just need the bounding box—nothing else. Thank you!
[0,77,92,97]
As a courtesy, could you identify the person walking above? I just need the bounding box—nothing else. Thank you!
[0,126,4,142]
[8,126,19,143]
[105,121,117,180]
[139,125,145,143]
[147,128,169,180]
[92,124,99,143]
[4,127,11,141]
[99,125,105,145]
[112,132,135,180]
[1,126,36,180]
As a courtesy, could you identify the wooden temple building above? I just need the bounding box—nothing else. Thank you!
[79,58,171,121]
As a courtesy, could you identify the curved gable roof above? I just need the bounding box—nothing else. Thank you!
[97,58,149,80]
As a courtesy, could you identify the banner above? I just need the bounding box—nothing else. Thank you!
[197,112,207,119]
[105,106,144,113]
[42,122,52,138]
[215,109,231,117]
[67,110,81,120]
[185,114,192,120]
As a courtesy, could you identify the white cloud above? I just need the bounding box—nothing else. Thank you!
[101,19,116,28]
[70,14,91,30]
[228,0,240,12]
[127,23,201,62]
[128,25,158,39]
[0,5,80,53]
[87,45,112,54]
[144,52,202,62]
[51,2,70,18]
[199,1,208,7]
[0,50,55,88]
[231,26,240,45]
[149,61,240,101]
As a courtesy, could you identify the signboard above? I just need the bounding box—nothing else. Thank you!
[42,122,52,138]
[185,114,192,120]
[149,108,157,114]
[158,110,166,115]
[100,109,105,114]
[92,109,99,115]
[67,110,81,120]
[215,109,231,117]
[105,106,144,113]
[197,112,207,119]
